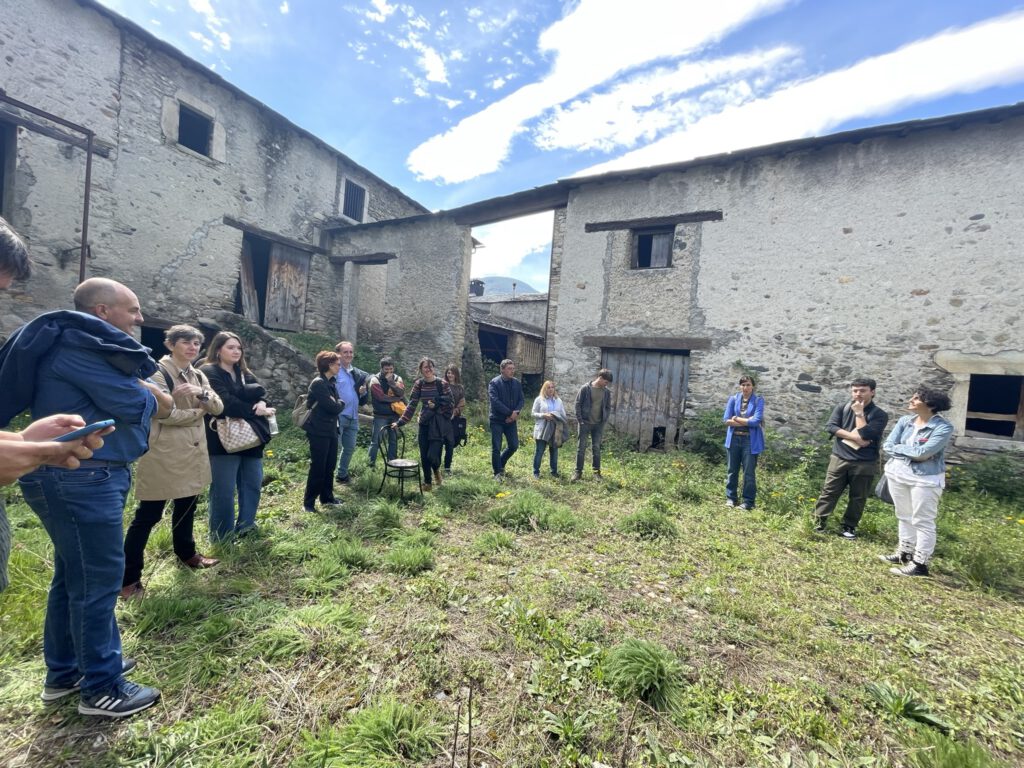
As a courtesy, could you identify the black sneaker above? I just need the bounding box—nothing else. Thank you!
[878,551,912,565]
[840,528,857,540]
[890,560,930,577]
[335,475,350,485]
[78,680,161,718]
[41,657,138,703]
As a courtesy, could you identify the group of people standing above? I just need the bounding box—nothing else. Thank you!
[300,349,468,501]
[720,374,954,577]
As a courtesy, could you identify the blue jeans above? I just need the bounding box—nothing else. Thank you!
[725,433,758,507]
[368,415,398,465]
[533,440,558,476]
[490,420,519,474]
[18,465,131,695]
[208,454,263,541]
[335,414,359,479]
[576,422,605,472]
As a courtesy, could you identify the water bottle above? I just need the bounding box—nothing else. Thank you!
[267,413,279,435]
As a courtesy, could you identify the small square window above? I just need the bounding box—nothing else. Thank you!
[632,227,673,269]
[342,179,367,222]
[965,374,1024,440]
[177,104,213,157]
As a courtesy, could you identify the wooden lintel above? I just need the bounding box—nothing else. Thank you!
[328,251,397,265]
[581,335,712,352]
[584,211,723,233]
[222,216,327,255]
[0,106,113,158]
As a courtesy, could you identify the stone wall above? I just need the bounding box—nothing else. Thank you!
[0,0,425,343]
[334,216,472,371]
[548,115,1024,444]
[470,294,548,335]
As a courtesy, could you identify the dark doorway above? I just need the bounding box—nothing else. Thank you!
[966,374,1024,439]
[237,233,271,325]
[237,232,311,331]
[140,326,166,358]
[478,327,509,365]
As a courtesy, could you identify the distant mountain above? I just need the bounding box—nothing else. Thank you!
[473,276,539,295]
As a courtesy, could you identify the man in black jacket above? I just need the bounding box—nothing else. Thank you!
[488,359,524,479]
[813,377,889,539]
[572,369,613,481]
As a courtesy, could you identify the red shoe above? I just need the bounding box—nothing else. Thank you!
[119,582,145,600]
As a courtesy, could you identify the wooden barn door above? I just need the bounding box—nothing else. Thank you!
[603,349,689,451]
[263,243,310,331]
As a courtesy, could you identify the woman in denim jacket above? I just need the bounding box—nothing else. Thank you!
[879,387,953,577]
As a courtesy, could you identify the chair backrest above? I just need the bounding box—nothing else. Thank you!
[378,422,410,462]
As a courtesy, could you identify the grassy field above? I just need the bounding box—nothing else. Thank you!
[1,411,1022,768]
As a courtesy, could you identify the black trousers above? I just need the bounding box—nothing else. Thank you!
[123,496,198,587]
[305,432,340,507]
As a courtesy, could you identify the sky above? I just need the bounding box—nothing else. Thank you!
[97,0,1024,291]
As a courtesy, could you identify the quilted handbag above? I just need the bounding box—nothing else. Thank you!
[211,416,263,453]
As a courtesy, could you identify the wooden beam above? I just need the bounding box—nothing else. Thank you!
[0,105,113,158]
[584,211,723,233]
[222,216,327,254]
[581,335,712,351]
[328,251,397,265]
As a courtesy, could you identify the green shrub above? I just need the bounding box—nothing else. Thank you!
[604,639,684,711]
[682,409,727,465]
[329,539,376,570]
[866,682,950,732]
[353,499,403,540]
[300,698,443,766]
[958,454,1024,501]
[909,730,1005,768]
[488,489,552,531]
[618,509,678,540]
[474,529,516,555]
[385,543,435,576]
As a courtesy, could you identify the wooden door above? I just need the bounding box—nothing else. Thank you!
[264,243,310,331]
[239,239,261,324]
[602,349,688,451]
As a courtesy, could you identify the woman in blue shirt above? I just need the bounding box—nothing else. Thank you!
[879,387,954,577]
[722,376,765,510]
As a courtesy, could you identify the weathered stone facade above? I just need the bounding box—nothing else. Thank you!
[1,0,429,355]
[546,107,1024,451]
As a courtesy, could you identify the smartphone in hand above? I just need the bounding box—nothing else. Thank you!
[53,419,116,442]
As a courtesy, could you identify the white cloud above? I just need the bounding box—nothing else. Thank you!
[189,29,215,52]
[472,212,554,279]
[536,46,796,152]
[187,0,230,49]
[397,32,448,83]
[578,10,1024,176]
[438,96,462,109]
[489,76,507,90]
[407,0,790,183]
[477,9,518,34]
[467,7,483,20]
[365,0,397,23]
[279,1,288,13]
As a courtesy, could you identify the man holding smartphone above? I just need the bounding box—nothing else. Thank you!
[0,273,172,718]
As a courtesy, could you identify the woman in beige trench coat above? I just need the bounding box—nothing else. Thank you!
[120,325,224,599]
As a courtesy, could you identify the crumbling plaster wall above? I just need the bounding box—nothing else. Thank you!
[1,0,424,343]
[549,117,1024,437]
[332,217,471,380]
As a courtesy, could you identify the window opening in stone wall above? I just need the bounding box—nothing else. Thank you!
[342,179,367,222]
[632,226,674,269]
[478,327,509,366]
[965,374,1024,440]
[177,104,213,157]
[0,121,13,217]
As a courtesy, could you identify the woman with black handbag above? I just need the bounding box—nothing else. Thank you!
[200,332,275,542]
[303,351,344,512]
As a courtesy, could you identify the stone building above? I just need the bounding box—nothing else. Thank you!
[0,0,473,400]
[469,292,547,389]
[543,103,1024,453]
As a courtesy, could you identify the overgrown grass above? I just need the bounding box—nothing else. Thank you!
[1,413,1023,767]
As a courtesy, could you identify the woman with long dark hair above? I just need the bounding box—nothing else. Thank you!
[442,364,466,475]
[200,332,275,541]
[393,357,453,491]
[303,351,344,512]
